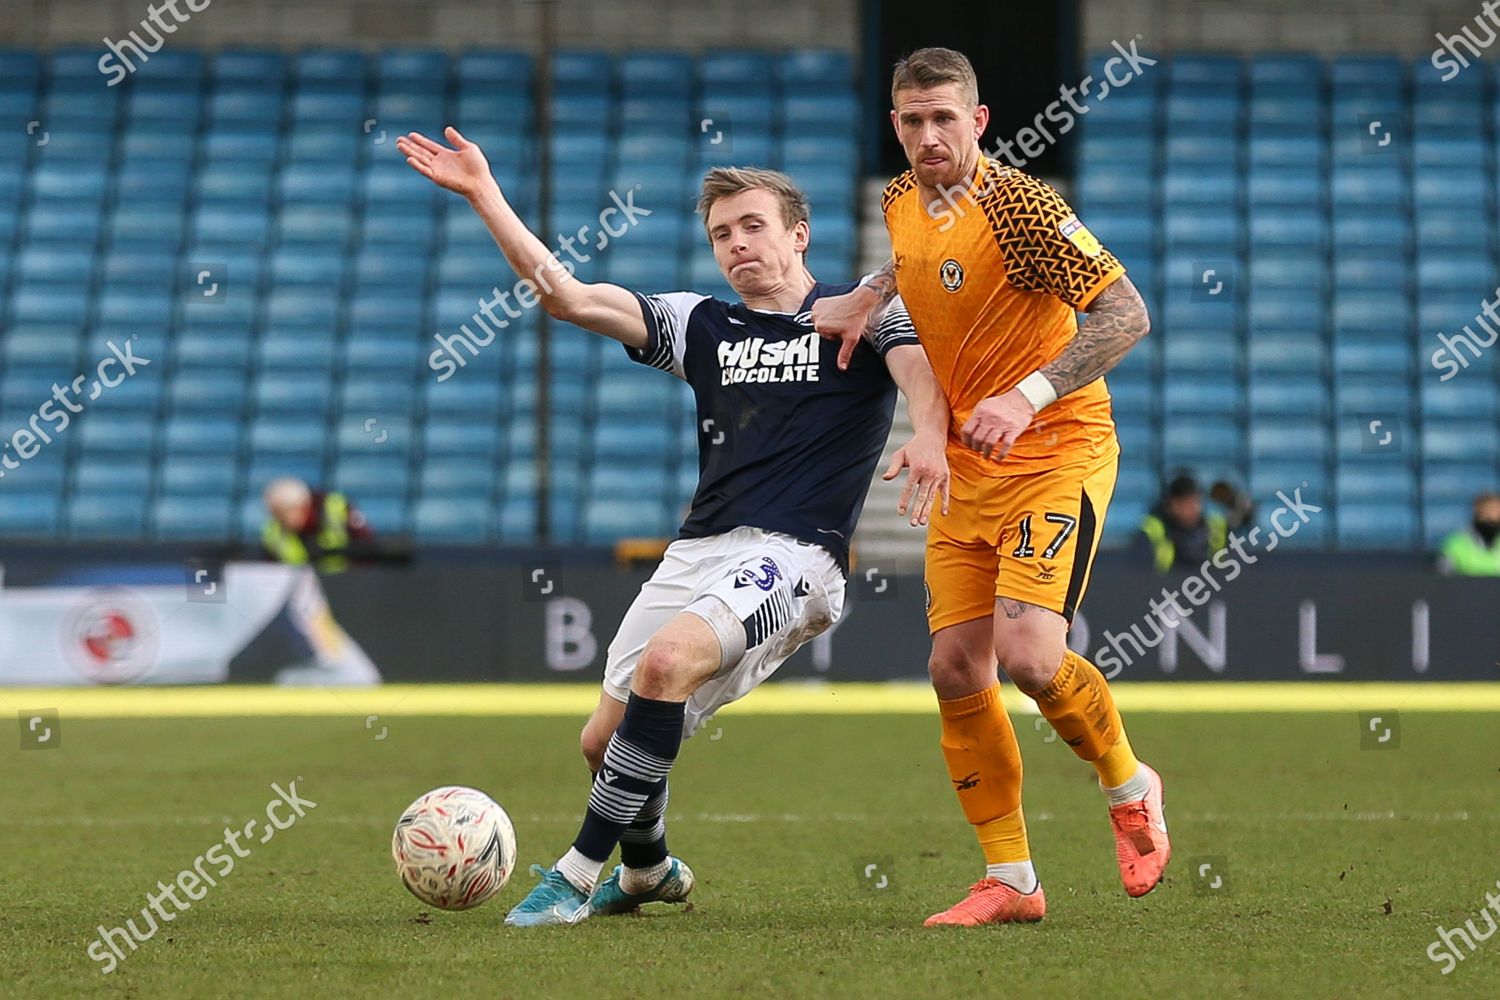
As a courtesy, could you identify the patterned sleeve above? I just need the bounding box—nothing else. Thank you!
[985,173,1125,310]
[862,293,921,357]
[625,291,708,381]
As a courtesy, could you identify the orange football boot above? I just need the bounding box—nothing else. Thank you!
[924,879,1046,927]
[1108,763,1171,897]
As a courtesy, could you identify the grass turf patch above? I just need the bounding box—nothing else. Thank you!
[2,710,1496,998]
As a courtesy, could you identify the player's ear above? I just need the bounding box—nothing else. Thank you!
[973,103,990,140]
[791,219,810,253]
[889,107,900,137]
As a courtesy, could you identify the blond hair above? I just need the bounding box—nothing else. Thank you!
[696,166,810,236]
[891,46,979,108]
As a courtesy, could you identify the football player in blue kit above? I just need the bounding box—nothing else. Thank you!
[397,127,949,926]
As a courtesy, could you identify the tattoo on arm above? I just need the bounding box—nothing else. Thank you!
[1039,275,1151,398]
[864,258,899,308]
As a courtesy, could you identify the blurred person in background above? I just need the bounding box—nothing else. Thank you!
[1209,477,1255,532]
[261,477,374,575]
[1136,472,1227,573]
[1438,491,1500,576]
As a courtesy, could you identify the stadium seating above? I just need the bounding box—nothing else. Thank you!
[0,45,859,545]
[1078,50,1500,550]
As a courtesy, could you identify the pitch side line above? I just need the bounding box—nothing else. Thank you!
[1,682,1498,718]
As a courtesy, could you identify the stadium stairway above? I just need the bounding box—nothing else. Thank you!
[852,178,926,570]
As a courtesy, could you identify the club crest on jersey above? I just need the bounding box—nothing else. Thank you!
[940,259,964,292]
[716,331,821,386]
[732,557,783,591]
[1058,215,1103,257]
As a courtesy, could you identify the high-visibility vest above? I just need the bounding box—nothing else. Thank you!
[262,492,354,574]
[1139,512,1228,573]
[1440,530,1500,576]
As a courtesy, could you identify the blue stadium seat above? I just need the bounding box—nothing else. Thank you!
[1331,166,1407,206]
[1161,166,1237,205]
[0,491,62,537]
[413,497,490,541]
[1163,417,1243,467]
[1162,373,1242,415]
[252,373,334,415]
[1415,210,1481,253]
[496,497,536,542]
[781,49,853,90]
[1333,255,1407,293]
[1162,208,1241,252]
[67,492,148,539]
[213,47,286,84]
[1331,213,1408,251]
[1333,340,1414,376]
[1246,165,1322,207]
[250,416,329,456]
[620,51,694,92]
[72,456,154,494]
[422,416,503,458]
[1249,462,1327,503]
[420,458,497,499]
[457,49,531,89]
[159,451,238,495]
[1247,209,1326,249]
[1332,293,1410,339]
[551,49,612,93]
[1249,374,1328,417]
[1248,96,1323,130]
[585,498,672,543]
[1424,421,1498,463]
[1419,238,1494,285]
[1250,417,1331,462]
[332,453,411,498]
[1248,332,1332,374]
[1336,503,1416,549]
[152,496,234,540]
[783,94,858,130]
[699,51,775,90]
[1337,464,1416,505]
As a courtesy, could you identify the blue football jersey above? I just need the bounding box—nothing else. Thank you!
[627,281,920,574]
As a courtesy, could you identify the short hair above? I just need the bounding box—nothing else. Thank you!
[1166,474,1201,499]
[696,166,810,236]
[1474,491,1500,508]
[891,46,979,108]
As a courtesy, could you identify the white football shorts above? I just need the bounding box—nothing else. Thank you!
[602,526,846,738]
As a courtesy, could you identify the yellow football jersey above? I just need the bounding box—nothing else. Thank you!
[882,157,1125,478]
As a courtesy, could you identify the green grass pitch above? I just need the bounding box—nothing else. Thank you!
[3,709,1497,998]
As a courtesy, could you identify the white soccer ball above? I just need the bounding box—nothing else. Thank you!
[392,785,517,910]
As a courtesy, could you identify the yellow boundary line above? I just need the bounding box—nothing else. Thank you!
[1,682,1497,718]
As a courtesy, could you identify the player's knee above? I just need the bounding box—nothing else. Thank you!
[927,647,993,699]
[635,640,695,697]
[994,639,1064,691]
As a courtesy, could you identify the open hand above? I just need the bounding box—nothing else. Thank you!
[883,434,950,526]
[396,127,495,201]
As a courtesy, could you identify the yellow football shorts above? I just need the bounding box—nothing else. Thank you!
[924,445,1119,633]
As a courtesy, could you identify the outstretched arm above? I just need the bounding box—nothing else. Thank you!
[396,127,647,349]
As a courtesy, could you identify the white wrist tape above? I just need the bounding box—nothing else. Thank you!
[1015,371,1058,412]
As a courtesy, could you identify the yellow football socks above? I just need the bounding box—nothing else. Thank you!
[937,683,1030,864]
[1025,650,1141,788]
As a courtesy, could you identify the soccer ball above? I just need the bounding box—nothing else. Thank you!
[392,785,517,910]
